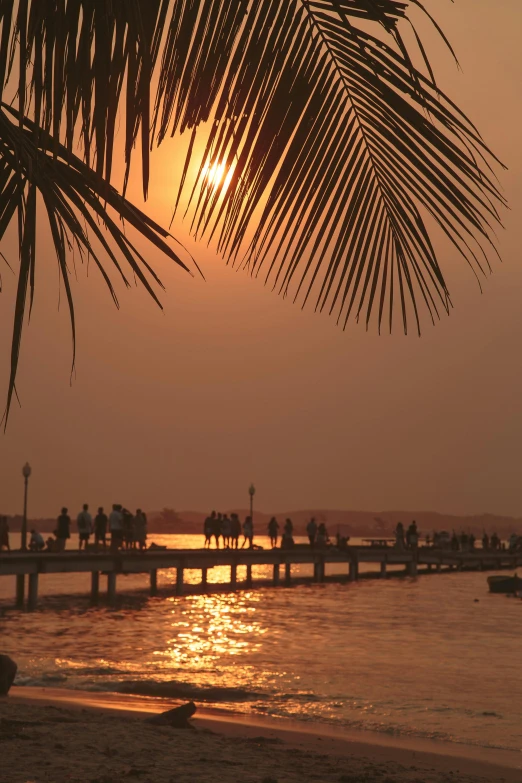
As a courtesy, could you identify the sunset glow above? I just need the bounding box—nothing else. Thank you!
[202,158,234,192]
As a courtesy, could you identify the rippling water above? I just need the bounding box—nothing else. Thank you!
[1,534,521,752]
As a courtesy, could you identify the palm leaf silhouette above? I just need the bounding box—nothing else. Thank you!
[0,1,505,419]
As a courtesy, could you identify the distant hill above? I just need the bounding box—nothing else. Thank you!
[3,508,521,538]
[134,508,522,537]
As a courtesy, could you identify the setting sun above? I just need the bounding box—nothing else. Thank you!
[202,158,235,192]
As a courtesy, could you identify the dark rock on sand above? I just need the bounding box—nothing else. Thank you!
[146,701,197,728]
[0,655,17,696]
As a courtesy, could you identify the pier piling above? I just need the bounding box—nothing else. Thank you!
[91,571,100,604]
[273,563,280,586]
[15,574,25,608]
[201,568,208,589]
[27,573,38,611]
[246,564,252,587]
[230,563,237,589]
[380,561,387,578]
[107,572,117,604]
[349,556,359,582]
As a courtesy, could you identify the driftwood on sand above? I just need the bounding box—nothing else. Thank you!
[146,701,197,728]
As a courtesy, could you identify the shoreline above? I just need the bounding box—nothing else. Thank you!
[5,685,522,782]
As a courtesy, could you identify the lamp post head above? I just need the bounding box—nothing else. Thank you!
[22,462,32,479]
[248,483,256,497]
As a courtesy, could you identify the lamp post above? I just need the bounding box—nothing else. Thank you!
[248,483,256,524]
[21,462,31,551]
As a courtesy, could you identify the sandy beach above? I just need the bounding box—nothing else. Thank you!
[1,687,521,783]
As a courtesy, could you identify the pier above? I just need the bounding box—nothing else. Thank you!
[1,546,521,611]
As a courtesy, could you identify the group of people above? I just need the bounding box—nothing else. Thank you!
[394,521,419,550]
[202,513,333,550]
[45,504,148,552]
[203,511,255,549]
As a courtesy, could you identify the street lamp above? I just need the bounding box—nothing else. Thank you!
[21,462,31,551]
[248,483,256,524]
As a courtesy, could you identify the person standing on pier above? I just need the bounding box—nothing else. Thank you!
[395,522,405,551]
[316,522,329,547]
[0,516,10,552]
[94,507,108,551]
[242,515,254,549]
[204,511,215,548]
[406,520,419,550]
[56,508,71,552]
[109,504,124,552]
[222,514,232,548]
[213,513,223,548]
[306,517,317,547]
[122,508,134,550]
[230,513,241,549]
[77,504,93,551]
[268,517,279,548]
[134,509,148,551]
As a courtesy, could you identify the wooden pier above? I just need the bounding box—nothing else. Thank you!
[1,546,521,611]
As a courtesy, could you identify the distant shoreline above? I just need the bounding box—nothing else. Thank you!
[3,507,522,539]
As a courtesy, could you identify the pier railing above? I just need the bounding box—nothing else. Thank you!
[1,546,520,611]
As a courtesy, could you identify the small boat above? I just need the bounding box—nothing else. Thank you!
[487,574,522,594]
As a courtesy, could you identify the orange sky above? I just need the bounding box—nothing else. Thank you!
[0,0,521,519]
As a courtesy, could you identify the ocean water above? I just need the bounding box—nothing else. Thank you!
[1,533,521,753]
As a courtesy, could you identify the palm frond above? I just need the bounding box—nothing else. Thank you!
[0,104,192,421]
[0,0,506,418]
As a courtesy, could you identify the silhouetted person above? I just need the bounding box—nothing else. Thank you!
[213,513,222,548]
[135,509,148,550]
[482,532,489,551]
[230,513,241,549]
[94,507,108,551]
[56,508,71,552]
[122,508,134,550]
[204,511,215,548]
[109,504,124,552]
[469,533,476,551]
[336,533,349,551]
[268,517,279,548]
[0,516,10,552]
[284,518,294,536]
[491,532,500,551]
[242,516,254,549]
[46,536,58,552]
[306,517,317,547]
[281,526,294,549]
[29,529,45,552]
[459,531,468,552]
[316,522,328,547]
[222,514,232,548]
[395,522,405,551]
[451,531,459,551]
[77,503,92,551]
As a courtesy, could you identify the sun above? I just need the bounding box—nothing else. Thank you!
[202,158,234,192]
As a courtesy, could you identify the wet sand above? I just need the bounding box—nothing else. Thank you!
[1,687,521,783]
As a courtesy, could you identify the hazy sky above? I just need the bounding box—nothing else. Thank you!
[1,1,521,519]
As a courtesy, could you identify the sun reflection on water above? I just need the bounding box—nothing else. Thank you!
[152,592,267,674]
